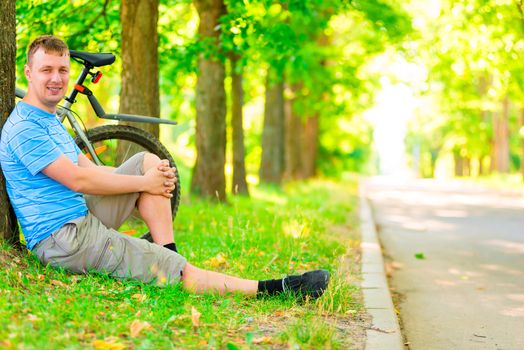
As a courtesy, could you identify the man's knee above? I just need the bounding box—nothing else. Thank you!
[142,152,161,171]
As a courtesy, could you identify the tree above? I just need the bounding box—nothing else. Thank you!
[191,0,227,201]
[0,0,20,245]
[221,2,250,195]
[284,83,303,180]
[257,3,297,185]
[118,0,161,160]
[229,52,249,195]
[119,0,161,137]
[260,71,285,184]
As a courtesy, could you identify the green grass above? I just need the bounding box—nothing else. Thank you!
[0,178,364,349]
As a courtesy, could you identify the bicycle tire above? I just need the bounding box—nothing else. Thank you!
[74,125,180,242]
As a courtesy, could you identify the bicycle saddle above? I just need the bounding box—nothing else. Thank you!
[70,50,115,67]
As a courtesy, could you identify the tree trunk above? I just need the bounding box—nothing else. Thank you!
[230,52,249,196]
[284,84,302,180]
[0,0,20,246]
[119,0,160,161]
[299,32,327,180]
[191,0,227,201]
[453,151,464,177]
[259,72,285,184]
[464,157,471,176]
[492,97,510,173]
[479,75,493,175]
[301,114,319,178]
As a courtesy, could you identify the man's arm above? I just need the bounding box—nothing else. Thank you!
[77,153,115,172]
[42,155,174,197]
[77,153,175,176]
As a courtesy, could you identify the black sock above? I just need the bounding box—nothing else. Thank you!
[257,278,285,295]
[163,242,178,253]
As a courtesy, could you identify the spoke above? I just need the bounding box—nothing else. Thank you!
[123,144,133,163]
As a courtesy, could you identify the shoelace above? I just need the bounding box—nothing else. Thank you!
[282,275,302,293]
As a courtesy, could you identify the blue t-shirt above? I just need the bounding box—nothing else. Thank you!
[0,101,88,250]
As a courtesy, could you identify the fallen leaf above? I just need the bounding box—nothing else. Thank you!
[297,262,312,270]
[27,314,40,322]
[93,338,126,350]
[37,274,45,281]
[131,293,147,302]
[130,319,152,337]
[50,279,68,288]
[252,336,272,345]
[204,253,228,269]
[414,253,425,260]
[191,307,201,328]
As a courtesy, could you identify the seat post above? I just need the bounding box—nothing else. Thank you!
[65,65,92,104]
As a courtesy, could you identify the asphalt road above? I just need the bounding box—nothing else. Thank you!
[365,177,524,350]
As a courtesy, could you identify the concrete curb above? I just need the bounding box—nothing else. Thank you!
[360,184,403,350]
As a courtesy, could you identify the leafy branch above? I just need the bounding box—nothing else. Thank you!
[66,0,112,40]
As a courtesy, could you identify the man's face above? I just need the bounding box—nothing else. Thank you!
[24,48,70,113]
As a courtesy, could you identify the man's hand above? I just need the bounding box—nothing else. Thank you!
[143,159,177,198]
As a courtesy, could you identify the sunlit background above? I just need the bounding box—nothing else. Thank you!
[13,0,524,186]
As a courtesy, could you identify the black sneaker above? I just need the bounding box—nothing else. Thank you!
[283,270,330,300]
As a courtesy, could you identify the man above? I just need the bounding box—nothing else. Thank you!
[0,35,329,299]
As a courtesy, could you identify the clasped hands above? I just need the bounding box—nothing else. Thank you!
[144,159,177,198]
[158,159,177,197]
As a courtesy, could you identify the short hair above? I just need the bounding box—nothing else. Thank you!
[27,35,69,66]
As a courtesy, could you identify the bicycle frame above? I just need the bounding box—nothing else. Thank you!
[65,62,178,126]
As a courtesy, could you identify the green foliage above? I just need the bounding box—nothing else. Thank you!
[15,0,415,178]
[16,0,120,67]
[349,0,413,42]
[405,0,524,176]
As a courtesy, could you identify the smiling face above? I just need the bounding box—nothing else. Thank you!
[24,47,70,114]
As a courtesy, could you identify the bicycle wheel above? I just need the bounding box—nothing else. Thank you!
[75,125,180,242]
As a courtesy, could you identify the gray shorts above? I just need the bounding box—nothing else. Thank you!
[32,152,187,285]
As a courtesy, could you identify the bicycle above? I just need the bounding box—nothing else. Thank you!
[15,50,180,242]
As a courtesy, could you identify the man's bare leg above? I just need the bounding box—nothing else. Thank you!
[137,153,175,246]
[134,154,329,300]
[181,263,258,295]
